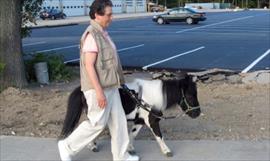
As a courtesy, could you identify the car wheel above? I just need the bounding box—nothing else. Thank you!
[157,18,164,25]
[62,14,66,19]
[186,17,193,25]
[51,16,55,20]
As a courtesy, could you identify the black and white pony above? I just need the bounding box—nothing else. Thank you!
[60,73,201,157]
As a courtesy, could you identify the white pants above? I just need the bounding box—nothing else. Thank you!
[62,87,130,160]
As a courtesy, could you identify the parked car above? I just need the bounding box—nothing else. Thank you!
[152,7,206,25]
[40,9,67,20]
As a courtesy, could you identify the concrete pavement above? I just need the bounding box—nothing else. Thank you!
[1,135,269,161]
[27,12,157,28]
[26,9,246,28]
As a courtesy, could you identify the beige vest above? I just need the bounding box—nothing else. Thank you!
[80,20,125,91]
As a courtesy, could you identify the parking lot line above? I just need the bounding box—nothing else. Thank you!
[175,16,253,34]
[23,41,46,47]
[117,44,144,52]
[241,49,270,73]
[34,44,79,53]
[64,44,145,63]
[142,46,205,70]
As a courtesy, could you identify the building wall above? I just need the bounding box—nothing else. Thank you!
[185,3,231,9]
[62,0,86,16]
[41,0,146,16]
[125,0,146,13]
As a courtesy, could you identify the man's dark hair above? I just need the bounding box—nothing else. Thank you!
[89,0,113,19]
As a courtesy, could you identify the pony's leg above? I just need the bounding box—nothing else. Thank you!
[145,119,173,157]
[128,124,143,154]
[87,139,99,152]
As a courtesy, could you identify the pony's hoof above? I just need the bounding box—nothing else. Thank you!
[91,147,99,152]
[166,152,173,157]
[128,150,136,155]
[87,142,99,152]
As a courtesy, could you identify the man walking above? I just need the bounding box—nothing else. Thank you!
[57,0,140,161]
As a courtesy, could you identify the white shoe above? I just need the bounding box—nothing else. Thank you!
[125,155,140,161]
[58,140,72,161]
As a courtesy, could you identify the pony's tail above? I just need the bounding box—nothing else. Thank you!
[59,86,87,139]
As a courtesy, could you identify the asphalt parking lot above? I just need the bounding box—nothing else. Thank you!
[23,10,270,72]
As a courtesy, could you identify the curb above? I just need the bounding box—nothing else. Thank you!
[27,13,156,29]
[29,23,78,29]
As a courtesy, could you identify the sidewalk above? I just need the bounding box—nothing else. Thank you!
[1,136,269,161]
[27,9,244,28]
[27,12,157,28]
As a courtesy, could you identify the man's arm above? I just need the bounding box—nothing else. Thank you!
[84,52,107,109]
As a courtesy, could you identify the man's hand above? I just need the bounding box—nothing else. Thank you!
[96,89,107,109]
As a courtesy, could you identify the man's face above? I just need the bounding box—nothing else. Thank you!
[95,6,113,29]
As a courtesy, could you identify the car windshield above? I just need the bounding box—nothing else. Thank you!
[186,7,197,13]
[50,9,59,13]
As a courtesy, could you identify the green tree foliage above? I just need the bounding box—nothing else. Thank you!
[21,0,44,38]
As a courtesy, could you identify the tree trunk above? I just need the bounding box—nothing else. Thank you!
[0,0,28,90]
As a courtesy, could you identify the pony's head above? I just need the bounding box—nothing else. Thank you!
[177,73,201,118]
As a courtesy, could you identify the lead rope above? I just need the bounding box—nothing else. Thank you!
[121,85,184,120]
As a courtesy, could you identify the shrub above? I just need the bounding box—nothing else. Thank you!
[25,53,71,82]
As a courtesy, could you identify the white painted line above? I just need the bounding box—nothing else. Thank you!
[241,49,270,73]
[64,58,80,64]
[23,41,46,47]
[176,16,254,34]
[35,44,79,53]
[64,44,145,64]
[117,44,144,52]
[142,46,205,70]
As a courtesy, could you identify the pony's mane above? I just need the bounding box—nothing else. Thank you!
[161,77,185,108]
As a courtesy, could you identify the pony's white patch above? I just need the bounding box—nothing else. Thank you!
[138,108,150,126]
[126,109,137,120]
[126,79,167,111]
